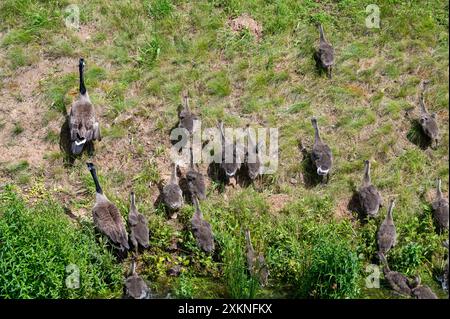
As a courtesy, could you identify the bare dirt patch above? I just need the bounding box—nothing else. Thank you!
[0,59,63,168]
[267,193,291,213]
[229,14,262,39]
[335,197,357,222]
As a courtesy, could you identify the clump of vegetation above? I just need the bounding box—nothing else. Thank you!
[222,234,259,299]
[0,187,123,298]
[298,232,361,299]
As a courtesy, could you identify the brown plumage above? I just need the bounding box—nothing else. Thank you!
[191,196,214,253]
[186,147,206,201]
[87,163,129,252]
[163,163,184,211]
[245,229,269,286]
[432,178,449,232]
[410,276,438,299]
[418,81,439,148]
[358,160,382,218]
[379,253,412,297]
[125,258,149,299]
[377,200,397,256]
[311,117,333,182]
[178,90,198,135]
[315,24,335,78]
[245,125,262,180]
[69,58,101,155]
[218,120,241,179]
[128,192,149,251]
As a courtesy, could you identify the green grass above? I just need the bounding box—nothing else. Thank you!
[0,0,448,299]
[0,187,123,298]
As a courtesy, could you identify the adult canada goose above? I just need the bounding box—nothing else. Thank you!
[191,196,215,253]
[125,258,150,299]
[178,90,198,135]
[87,163,129,252]
[378,252,412,297]
[310,117,333,183]
[418,81,439,148]
[432,178,449,232]
[218,120,241,180]
[245,229,269,286]
[358,160,382,218]
[410,276,438,299]
[245,125,262,180]
[163,163,184,214]
[377,200,397,256]
[128,192,149,252]
[186,147,206,200]
[315,24,335,78]
[69,58,101,155]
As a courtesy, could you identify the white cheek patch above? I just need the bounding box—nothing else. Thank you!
[317,167,329,175]
[75,138,87,146]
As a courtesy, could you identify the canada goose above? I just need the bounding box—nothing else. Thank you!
[315,24,335,79]
[191,196,214,253]
[432,178,449,232]
[178,90,198,135]
[163,163,184,213]
[418,81,439,148]
[218,120,241,180]
[378,252,412,297]
[186,147,206,200]
[310,117,333,183]
[125,258,149,299]
[69,58,101,155]
[410,276,438,299]
[358,160,382,217]
[245,229,269,286]
[128,192,149,252]
[377,200,397,256]
[87,163,129,252]
[245,125,262,180]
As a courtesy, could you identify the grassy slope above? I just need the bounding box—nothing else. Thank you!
[0,0,448,298]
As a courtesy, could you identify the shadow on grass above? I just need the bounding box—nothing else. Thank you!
[347,190,369,225]
[299,147,322,189]
[407,119,432,150]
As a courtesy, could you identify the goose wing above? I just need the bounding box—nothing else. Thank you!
[432,199,449,230]
[420,115,439,139]
[163,183,183,209]
[319,42,334,67]
[125,275,149,299]
[132,214,149,248]
[191,218,214,253]
[412,286,438,299]
[377,223,396,253]
[93,201,129,250]
[69,102,97,140]
[312,143,333,170]
[187,170,206,200]
[359,185,382,215]
[179,114,198,134]
[386,272,412,295]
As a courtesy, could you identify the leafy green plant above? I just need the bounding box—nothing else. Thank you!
[298,233,361,299]
[222,235,259,299]
[0,187,123,298]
